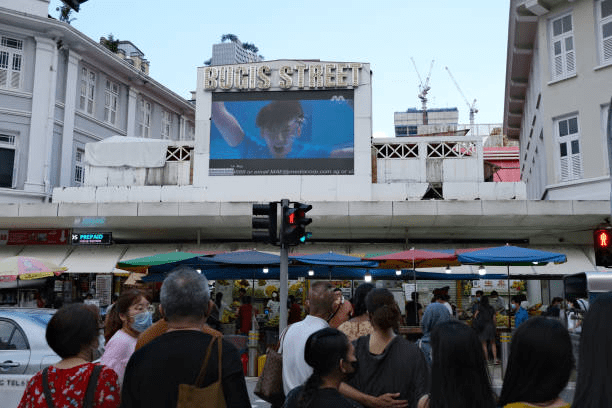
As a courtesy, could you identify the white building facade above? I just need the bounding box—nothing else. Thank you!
[0,0,195,204]
[504,0,612,200]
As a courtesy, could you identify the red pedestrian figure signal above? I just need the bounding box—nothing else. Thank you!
[597,230,610,247]
[594,227,612,266]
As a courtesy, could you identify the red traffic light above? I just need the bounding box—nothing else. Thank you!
[595,229,612,248]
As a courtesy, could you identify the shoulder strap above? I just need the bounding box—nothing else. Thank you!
[42,367,56,408]
[195,336,218,387]
[82,365,103,408]
[277,324,291,353]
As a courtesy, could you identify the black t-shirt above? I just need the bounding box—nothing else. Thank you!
[283,385,362,408]
[347,335,429,408]
[405,302,423,326]
[120,330,250,408]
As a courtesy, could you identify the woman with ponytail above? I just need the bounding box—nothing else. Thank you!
[342,287,429,408]
[283,328,360,408]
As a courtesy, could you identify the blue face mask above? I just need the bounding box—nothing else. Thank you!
[131,310,152,333]
[511,303,517,310]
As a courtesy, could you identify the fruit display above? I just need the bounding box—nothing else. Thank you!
[266,316,280,327]
[265,285,278,297]
[220,308,236,323]
[495,314,514,328]
[289,281,304,298]
[510,280,526,292]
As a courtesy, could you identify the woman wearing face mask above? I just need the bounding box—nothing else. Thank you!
[283,327,360,408]
[101,289,151,386]
[18,304,120,408]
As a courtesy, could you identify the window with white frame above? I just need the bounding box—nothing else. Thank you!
[104,80,119,125]
[74,148,84,186]
[138,97,151,138]
[79,67,96,114]
[598,0,612,64]
[161,110,172,140]
[0,36,23,90]
[0,134,16,188]
[556,115,582,181]
[550,13,576,80]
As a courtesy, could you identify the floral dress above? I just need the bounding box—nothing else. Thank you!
[337,319,374,342]
[18,363,120,408]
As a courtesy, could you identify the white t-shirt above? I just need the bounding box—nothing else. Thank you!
[282,315,329,395]
[267,299,281,319]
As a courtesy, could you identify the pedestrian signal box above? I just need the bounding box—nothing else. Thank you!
[594,227,612,267]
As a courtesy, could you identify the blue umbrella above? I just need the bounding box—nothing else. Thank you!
[211,250,281,265]
[458,245,567,327]
[290,252,378,268]
[457,245,566,266]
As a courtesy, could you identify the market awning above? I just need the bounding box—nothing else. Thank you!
[18,246,71,267]
[62,245,126,274]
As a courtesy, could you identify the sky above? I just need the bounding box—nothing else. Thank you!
[49,0,511,139]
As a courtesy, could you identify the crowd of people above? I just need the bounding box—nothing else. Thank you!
[14,269,612,408]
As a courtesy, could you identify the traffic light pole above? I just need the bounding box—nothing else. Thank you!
[279,242,289,334]
[607,96,612,218]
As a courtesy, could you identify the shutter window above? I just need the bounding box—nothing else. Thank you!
[556,115,582,182]
[550,14,575,80]
[0,36,23,90]
[601,1,612,63]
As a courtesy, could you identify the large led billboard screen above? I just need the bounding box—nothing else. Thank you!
[209,90,354,176]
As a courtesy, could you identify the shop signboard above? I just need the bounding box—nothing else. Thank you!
[71,232,112,245]
[0,229,70,245]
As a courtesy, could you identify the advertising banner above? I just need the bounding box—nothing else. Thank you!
[0,229,70,245]
[209,90,354,175]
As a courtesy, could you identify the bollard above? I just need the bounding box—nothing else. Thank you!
[248,330,259,377]
[500,332,512,377]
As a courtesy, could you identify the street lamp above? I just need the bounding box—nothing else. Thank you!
[478,265,487,276]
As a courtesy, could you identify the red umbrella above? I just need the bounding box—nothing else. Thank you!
[365,249,459,269]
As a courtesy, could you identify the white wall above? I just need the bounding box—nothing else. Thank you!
[0,0,49,17]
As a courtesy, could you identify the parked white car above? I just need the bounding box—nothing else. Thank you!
[0,308,59,408]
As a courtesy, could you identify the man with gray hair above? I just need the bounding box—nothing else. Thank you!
[282,281,336,395]
[120,266,250,408]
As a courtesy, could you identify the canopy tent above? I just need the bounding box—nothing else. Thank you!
[458,244,567,326]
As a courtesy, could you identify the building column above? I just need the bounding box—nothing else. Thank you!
[126,88,138,136]
[25,37,58,195]
[59,50,81,186]
[179,115,186,141]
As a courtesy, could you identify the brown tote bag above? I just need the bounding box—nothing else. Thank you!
[254,326,289,406]
[177,336,226,408]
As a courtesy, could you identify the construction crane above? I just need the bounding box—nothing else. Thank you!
[445,66,478,127]
[411,58,434,124]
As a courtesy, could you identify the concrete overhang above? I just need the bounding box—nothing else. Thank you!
[0,200,608,245]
